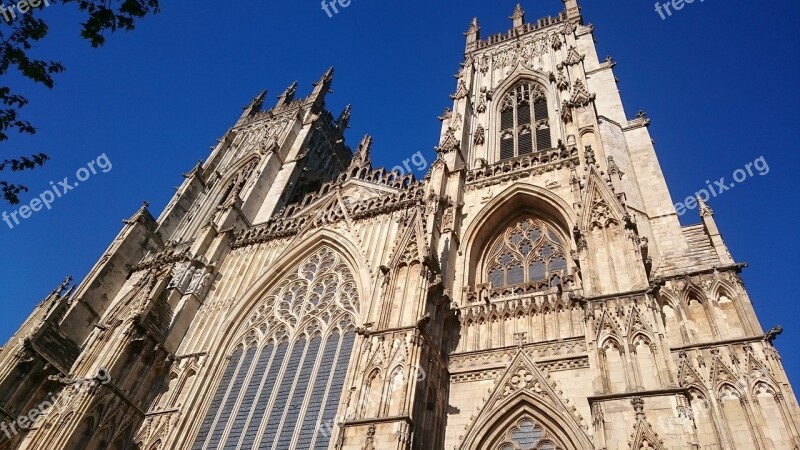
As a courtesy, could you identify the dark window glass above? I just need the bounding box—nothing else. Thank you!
[275,336,322,448]
[314,331,355,449]
[223,343,275,448]
[498,83,550,160]
[192,348,244,450]
[240,342,288,448]
[258,338,307,449]
[484,218,568,291]
[206,347,258,448]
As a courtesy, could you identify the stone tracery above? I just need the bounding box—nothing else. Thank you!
[484,217,569,291]
[497,418,564,450]
[192,246,359,450]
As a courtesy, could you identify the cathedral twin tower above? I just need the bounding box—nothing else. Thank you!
[1,1,797,449]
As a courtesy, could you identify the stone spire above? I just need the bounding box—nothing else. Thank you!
[337,104,352,132]
[309,67,335,107]
[351,134,372,168]
[239,90,266,122]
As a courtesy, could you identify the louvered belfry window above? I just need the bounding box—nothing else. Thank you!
[192,247,359,450]
[486,217,568,290]
[499,82,552,160]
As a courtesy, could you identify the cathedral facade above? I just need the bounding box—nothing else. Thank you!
[1,1,798,449]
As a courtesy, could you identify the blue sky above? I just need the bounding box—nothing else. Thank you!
[1,0,798,385]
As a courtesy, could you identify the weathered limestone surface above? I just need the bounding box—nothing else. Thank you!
[0,2,797,450]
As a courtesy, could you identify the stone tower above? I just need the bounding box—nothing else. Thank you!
[0,1,798,449]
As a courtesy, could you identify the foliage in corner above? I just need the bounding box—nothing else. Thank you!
[0,0,160,204]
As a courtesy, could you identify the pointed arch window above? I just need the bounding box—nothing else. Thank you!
[499,82,552,160]
[497,418,565,450]
[192,247,358,450]
[485,217,569,290]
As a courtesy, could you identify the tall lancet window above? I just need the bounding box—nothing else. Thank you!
[192,247,359,450]
[499,82,552,160]
[485,217,568,290]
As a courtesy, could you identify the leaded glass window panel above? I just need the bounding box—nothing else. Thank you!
[238,341,288,448]
[205,345,257,448]
[194,247,359,450]
[223,343,275,448]
[498,82,552,160]
[484,218,569,290]
[192,348,244,450]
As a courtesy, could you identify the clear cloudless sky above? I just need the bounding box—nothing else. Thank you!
[1,0,798,385]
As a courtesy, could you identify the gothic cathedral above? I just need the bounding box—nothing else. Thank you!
[1,1,798,449]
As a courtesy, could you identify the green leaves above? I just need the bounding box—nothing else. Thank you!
[0,153,49,204]
[0,0,160,204]
[65,0,161,47]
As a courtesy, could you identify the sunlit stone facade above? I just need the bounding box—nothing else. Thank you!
[1,2,798,449]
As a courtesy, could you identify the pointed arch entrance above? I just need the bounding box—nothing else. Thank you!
[458,352,594,450]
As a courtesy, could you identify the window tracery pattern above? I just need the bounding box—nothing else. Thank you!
[192,247,358,450]
[497,418,564,450]
[499,82,552,160]
[485,217,568,290]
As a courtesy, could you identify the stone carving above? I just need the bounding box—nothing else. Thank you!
[473,124,485,146]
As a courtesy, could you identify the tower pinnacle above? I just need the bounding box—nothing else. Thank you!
[351,134,372,168]
[276,81,298,106]
[511,4,525,28]
[465,17,480,52]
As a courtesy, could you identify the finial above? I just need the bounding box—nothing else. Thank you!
[314,67,335,87]
[277,81,298,105]
[698,197,714,217]
[239,90,266,121]
[511,4,525,27]
[337,104,352,131]
[352,134,373,167]
[466,17,480,34]
[250,90,266,108]
[51,276,73,296]
[465,17,481,52]
[607,156,621,177]
[512,4,524,19]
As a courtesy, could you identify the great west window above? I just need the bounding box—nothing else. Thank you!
[192,247,358,450]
